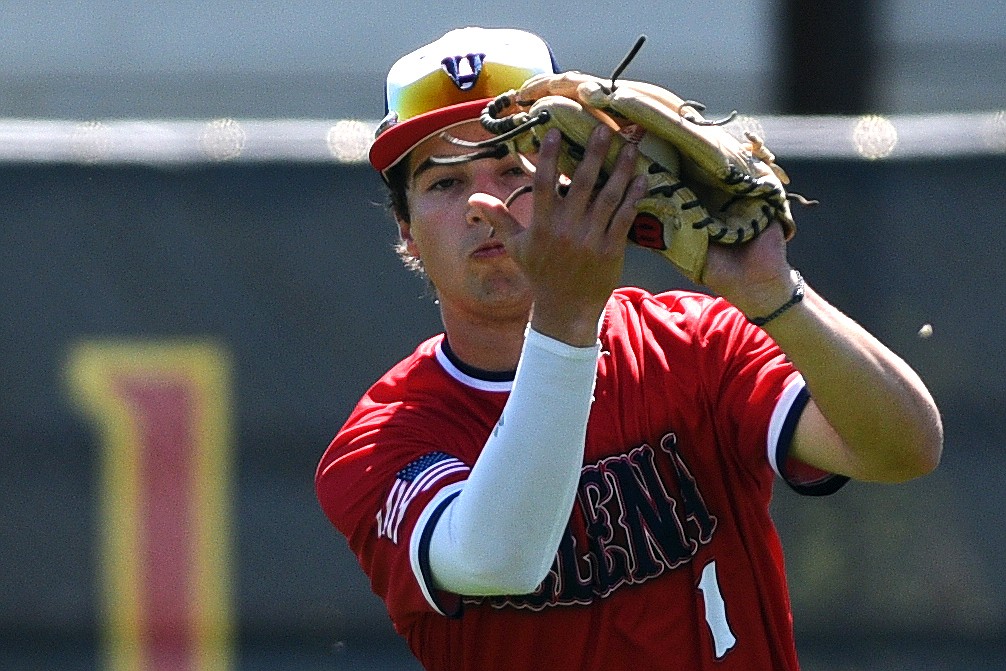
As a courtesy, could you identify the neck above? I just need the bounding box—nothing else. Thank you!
[439,301,529,373]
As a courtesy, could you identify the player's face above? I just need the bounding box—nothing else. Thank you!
[400,121,535,319]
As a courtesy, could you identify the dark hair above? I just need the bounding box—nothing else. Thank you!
[384,159,410,225]
[382,159,425,275]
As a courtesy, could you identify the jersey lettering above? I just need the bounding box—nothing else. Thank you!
[470,432,716,610]
[698,559,738,658]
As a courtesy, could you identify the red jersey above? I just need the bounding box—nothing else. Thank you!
[316,287,846,671]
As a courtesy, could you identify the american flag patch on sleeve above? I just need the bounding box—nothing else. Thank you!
[376,451,470,544]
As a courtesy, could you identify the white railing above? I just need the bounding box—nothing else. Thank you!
[0,111,1004,165]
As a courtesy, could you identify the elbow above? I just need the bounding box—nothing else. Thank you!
[429,499,560,596]
[889,390,945,481]
[452,547,552,595]
[911,425,944,479]
[496,550,553,594]
[861,370,945,483]
[910,407,945,478]
[888,442,941,482]
[877,417,944,483]
[491,569,550,596]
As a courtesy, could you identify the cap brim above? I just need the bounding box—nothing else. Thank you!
[369,98,491,174]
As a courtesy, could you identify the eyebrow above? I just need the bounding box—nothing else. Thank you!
[410,157,443,184]
[410,145,514,184]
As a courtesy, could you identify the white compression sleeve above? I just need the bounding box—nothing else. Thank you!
[427,327,600,595]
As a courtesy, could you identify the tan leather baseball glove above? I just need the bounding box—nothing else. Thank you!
[444,37,805,282]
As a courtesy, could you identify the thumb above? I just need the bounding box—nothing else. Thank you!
[468,192,527,242]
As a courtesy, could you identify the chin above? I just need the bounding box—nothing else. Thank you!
[477,274,533,308]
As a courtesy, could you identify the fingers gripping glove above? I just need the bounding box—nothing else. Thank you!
[443,44,801,283]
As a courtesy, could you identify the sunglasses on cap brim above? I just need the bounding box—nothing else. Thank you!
[387,60,545,123]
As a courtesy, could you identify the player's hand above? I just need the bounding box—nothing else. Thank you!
[701,221,798,321]
[469,126,648,346]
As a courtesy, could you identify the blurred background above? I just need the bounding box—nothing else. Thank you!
[1,1,1003,669]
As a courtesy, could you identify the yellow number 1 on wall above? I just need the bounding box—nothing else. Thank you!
[66,341,234,671]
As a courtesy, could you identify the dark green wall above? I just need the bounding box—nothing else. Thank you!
[2,158,1002,669]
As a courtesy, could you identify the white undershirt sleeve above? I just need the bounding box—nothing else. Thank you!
[427,326,600,596]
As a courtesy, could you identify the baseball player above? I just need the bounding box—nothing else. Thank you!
[315,27,942,671]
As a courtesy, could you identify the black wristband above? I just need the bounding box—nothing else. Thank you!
[748,271,805,327]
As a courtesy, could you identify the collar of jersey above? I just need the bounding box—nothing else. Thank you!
[435,337,515,392]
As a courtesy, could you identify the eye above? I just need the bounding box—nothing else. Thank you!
[503,161,527,177]
[428,176,460,192]
[500,163,532,183]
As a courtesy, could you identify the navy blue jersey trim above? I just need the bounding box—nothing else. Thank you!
[441,337,516,382]
[418,489,464,618]
[776,386,850,497]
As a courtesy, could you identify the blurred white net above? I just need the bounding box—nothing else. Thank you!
[0,111,1003,165]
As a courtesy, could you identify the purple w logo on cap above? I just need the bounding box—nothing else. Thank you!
[441,53,485,92]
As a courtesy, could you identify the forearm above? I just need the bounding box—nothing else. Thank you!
[428,327,598,595]
[760,281,943,482]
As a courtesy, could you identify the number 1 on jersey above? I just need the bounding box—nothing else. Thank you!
[698,559,737,658]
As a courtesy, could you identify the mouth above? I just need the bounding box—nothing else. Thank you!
[471,239,507,259]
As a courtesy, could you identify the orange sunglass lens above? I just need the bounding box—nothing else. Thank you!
[390,63,539,121]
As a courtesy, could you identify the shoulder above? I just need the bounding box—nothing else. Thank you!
[371,334,444,394]
[332,334,471,443]
[601,287,782,388]
[319,336,444,466]
[319,333,505,478]
[315,334,486,529]
[604,286,750,342]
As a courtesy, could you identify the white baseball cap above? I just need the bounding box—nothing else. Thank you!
[369,27,559,175]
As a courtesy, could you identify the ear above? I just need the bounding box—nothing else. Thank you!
[397,216,420,259]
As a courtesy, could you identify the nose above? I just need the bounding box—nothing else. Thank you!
[465,169,512,227]
[466,193,500,231]
[465,206,483,227]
